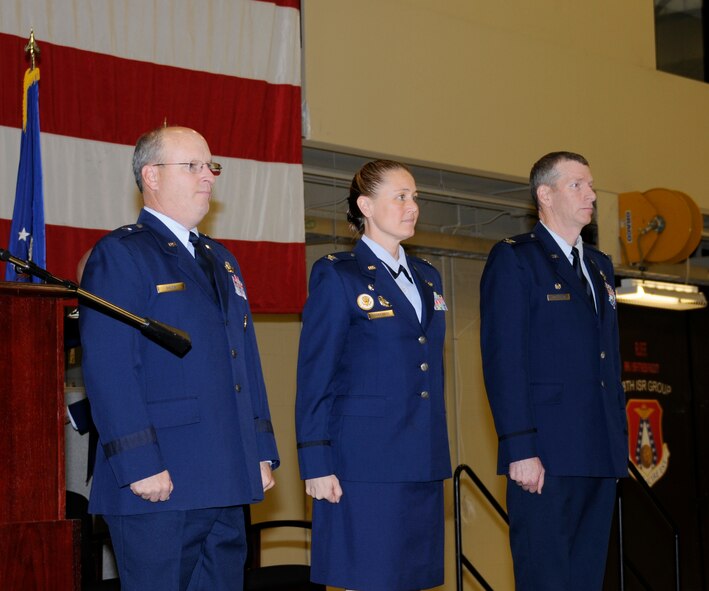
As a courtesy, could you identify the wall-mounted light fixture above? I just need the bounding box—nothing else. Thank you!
[615,278,707,311]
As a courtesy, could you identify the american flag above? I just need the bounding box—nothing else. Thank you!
[0,0,305,312]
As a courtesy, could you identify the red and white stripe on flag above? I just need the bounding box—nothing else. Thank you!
[0,0,305,313]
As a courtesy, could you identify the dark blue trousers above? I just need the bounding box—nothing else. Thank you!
[506,475,617,591]
[104,505,246,591]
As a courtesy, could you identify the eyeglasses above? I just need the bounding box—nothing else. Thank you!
[152,160,222,176]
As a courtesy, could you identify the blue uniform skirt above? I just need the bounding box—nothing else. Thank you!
[310,480,444,591]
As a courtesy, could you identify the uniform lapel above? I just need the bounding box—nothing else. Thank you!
[201,238,230,314]
[534,223,596,316]
[410,260,434,330]
[138,210,222,306]
[586,254,606,322]
[354,241,420,326]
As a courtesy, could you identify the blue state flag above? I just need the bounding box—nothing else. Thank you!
[5,67,45,282]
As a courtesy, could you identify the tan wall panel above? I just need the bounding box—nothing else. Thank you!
[252,315,309,565]
[303,0,709,214]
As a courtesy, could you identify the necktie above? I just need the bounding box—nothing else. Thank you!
[571,247,595,310]
[383,262,413,283]
[189,232,217,294]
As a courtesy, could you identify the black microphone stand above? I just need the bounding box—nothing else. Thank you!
[0,247,192,358]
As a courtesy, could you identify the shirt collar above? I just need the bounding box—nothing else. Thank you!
[540,221,584,263]
[144,207,196,253]
[361,234,411,275]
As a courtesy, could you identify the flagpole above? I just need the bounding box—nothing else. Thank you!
[4,30,46,282]
[25,29,40,70]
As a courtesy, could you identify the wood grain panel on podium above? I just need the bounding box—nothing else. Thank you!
[0,283,79,590]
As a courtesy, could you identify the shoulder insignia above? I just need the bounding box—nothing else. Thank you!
[112,223,148,239]
[409,255,434,268]
[322,251,355,263]
[585,244,611,260]
[500,232,536,246]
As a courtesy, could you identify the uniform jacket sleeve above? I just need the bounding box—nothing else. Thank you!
[80,236,166,487]
[295,258,351,479]
[480,242,539,468]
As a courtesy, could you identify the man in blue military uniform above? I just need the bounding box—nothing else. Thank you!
[80,126,278,590]
[480,152,628,590]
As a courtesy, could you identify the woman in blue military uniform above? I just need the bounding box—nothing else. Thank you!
[295,160,451,591]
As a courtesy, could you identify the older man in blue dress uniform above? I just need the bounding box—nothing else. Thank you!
[80,126,278,590]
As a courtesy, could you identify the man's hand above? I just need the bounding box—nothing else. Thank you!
[260,461,275,492]
[130,469,173,502]
[509,457,545,494]
[305,475,343,503]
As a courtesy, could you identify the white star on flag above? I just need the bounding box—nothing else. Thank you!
[18,227,30,242]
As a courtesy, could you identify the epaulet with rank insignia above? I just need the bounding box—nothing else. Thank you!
[323,251,355,263]
[500,232,536,246]
[111,223,148,239]
[584,243,611,260]
[414,256,435,267]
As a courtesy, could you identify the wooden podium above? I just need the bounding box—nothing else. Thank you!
[0,283,80,590]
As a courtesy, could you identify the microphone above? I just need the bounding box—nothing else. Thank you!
[0,247,192,357]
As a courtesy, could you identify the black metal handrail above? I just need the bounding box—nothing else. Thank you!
[454,464,509,591]
[616,460,681,590]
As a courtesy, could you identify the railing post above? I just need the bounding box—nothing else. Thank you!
[617,487,625,591]
[454,466,463,591]
[454,464,508,590]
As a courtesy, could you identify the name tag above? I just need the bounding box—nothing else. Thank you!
[368,310,395,320]
[547,293,570,302]
[156,282,186,294]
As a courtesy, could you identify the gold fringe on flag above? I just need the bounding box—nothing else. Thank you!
[22,67,40,132]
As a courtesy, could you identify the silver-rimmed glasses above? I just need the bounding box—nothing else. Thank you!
[152,160,222,176]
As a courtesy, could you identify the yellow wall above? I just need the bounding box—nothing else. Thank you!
[303,0,709,240]
[250,316,309,565]
[303,0,705,188]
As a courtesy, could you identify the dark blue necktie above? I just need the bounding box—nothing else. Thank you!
[383,262,413,283]
[189,232,217,294]
[571,247,595,310]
